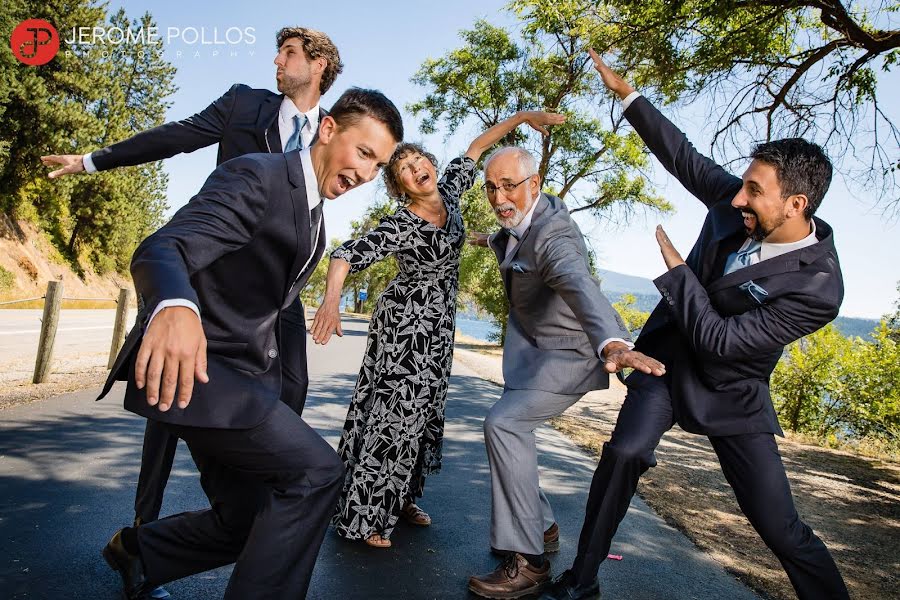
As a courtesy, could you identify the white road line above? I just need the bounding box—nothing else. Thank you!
[0,325,114,336]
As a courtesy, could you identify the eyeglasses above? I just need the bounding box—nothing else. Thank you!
[483,177,531,196]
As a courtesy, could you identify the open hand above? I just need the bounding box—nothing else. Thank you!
[310,300,343,345]
[41,154,86,179]
[587,48,636,100]
[134,306,208,412]
[467,232,490,247]
[519,111,567,136]
[655,225,685,270]
[603,341,665,377]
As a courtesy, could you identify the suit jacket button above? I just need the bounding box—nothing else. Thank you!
[267,349,278,359]
[668,299,675,305]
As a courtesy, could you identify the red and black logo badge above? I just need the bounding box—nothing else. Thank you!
[10,19,60,66]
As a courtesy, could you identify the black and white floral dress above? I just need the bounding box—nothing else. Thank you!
[331,156,476,541]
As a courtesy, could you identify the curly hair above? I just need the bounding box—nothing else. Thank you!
[275,27,344,94]
[382,143,438,203]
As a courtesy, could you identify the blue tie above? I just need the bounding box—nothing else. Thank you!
[724,239,762,275]
[284,114,307,152]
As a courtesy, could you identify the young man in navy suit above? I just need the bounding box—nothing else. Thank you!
[541,51,848,600]
[96,87,402,600]
[42,30,342,579]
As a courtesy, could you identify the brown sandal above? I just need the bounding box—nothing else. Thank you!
[365,533,392,548]
[401,502,432,526]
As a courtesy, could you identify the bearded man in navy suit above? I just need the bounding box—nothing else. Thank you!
[541,51,849,600]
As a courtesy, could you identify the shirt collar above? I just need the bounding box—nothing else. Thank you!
[511,194,541,238]
[759,219,817,261]
[279,96,320,136]
[298,148,321,212]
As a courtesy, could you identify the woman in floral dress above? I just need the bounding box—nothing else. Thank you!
[310,111,565,548]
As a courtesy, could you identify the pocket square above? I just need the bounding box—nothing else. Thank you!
[512,263,528,274]
[739,280,769,304]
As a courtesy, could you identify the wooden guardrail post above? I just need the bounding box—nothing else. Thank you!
[33,280,63,383]
[107,287,133,369]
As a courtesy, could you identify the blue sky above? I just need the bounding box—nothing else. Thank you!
[87,0,899,318]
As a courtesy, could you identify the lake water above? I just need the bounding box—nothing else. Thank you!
[456,317,498,342]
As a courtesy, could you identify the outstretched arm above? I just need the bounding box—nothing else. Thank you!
[42,84,240,178]
[464,111,566,162]
[309,258,351,345]
[587,49,741,209]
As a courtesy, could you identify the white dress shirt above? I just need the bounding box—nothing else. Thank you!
[730,219,818,269]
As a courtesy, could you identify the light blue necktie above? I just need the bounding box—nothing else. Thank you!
[724,239,762,275]
[284,114,307,152]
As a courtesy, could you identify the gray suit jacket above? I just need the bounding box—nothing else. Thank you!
[490,193,631,395]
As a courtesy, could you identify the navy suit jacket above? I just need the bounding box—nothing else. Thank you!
[97,151,326,429]
[90,84,326,168]
[626,96,844,436]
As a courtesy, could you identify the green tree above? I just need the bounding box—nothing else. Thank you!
[838,322,900,441]
[611,293,650,336]
[772,324,852,434]
[534,0,900,207]
[409,10,673,222]
[1,2,175,274]
[886,281,900,342]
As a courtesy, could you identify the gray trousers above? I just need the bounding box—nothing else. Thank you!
[484,387,583,555]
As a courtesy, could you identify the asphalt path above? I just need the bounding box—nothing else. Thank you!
[0,315,759,599]
[0,309,118,366]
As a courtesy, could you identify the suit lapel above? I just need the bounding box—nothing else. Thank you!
[256,94,284,153]
[705,216,833,294]
[284,155,311,301]
[489,231,512,298]
[707,246,800,294]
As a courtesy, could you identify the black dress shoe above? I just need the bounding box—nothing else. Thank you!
[538,569,601,600]
[102,529,152,600]
[133,519,171,599]
[148,585,171,599]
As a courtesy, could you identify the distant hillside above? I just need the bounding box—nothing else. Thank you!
[597,268,660,296]
[832,316,881,340]
[598,268,880,339]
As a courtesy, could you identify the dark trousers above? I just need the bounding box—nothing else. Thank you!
[570,373,849,600]
[133,299,310,523]
[136,401,344,599]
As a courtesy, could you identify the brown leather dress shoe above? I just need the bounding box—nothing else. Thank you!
[468,553,551,599]
[543,522,560,553]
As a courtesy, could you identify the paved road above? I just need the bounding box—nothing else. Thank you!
[0,316,759,599]
[0,309,118,366]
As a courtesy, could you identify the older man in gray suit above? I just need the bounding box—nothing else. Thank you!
[467,147,666,599]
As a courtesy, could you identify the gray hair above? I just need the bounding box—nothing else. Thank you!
[484,146,538,176]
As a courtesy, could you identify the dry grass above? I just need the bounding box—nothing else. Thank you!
[553,384,900,600]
